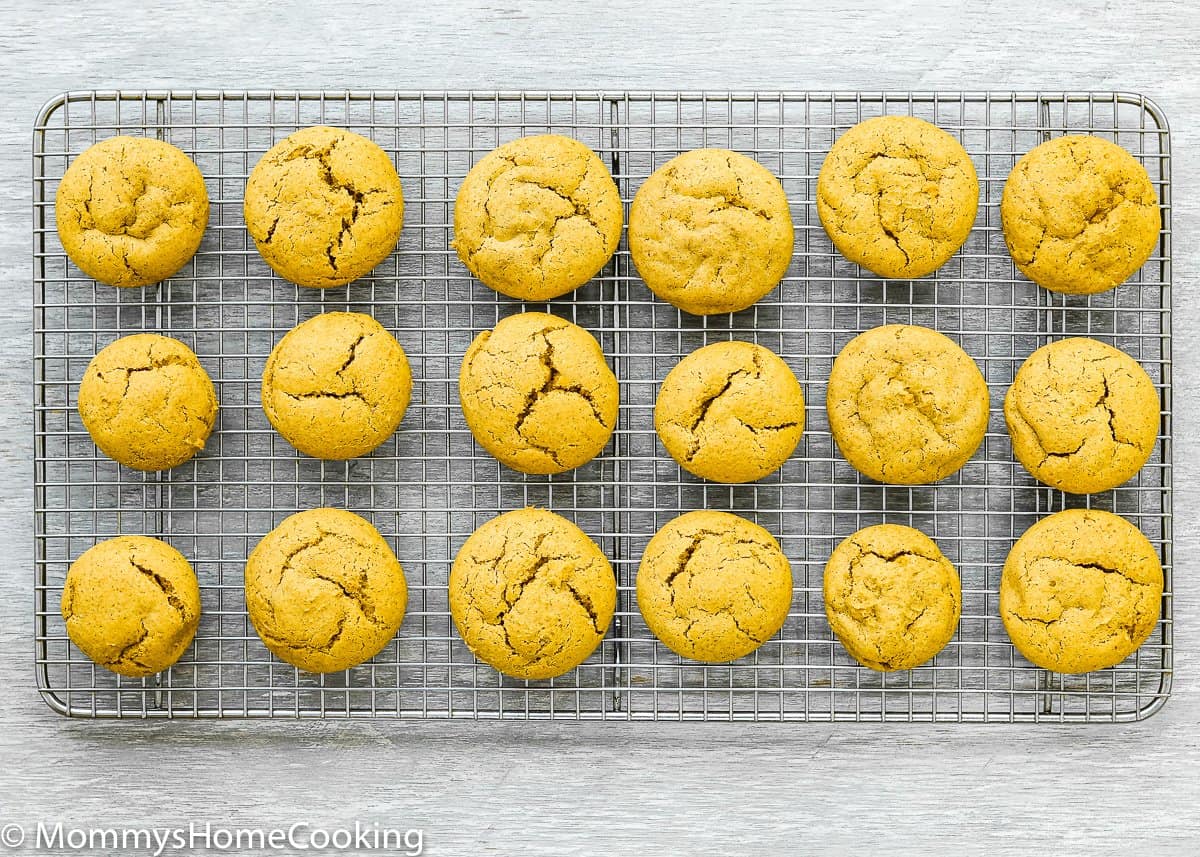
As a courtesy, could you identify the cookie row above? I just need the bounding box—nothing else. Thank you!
[55,121,1161,302]
[60,505,1162,680]
[76,316,1160,497]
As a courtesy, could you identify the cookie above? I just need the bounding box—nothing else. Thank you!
[244,125,404,288]
[78,333,218,471]
[1005,338,1159,494]
[817,115,978,279]
[824,524,961,671]
[1001,509,1162,673]
[449,508,616,680]
[55,136,209,287]
[245,508,407,673]
[637,511,793,662]
[655,341,804,482]
[1001,135,1160,295]
[453,134,622,301]
[261,312,411,460]
[628,149,793,315]
[459,312,618,474]
[827,324,989,484]
[61,536,201,677]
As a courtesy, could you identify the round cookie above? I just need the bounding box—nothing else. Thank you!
[655,341,804,483]
[244,125,404,288]
[823,524,961,671]
[459,312,618,474]
[827,324,989,484]
[78,333,218,471]
[1005,338,1159,494]
[629,149,793,315]
[1001,509,1162,673]
[817,115,978,279]
[261,312,411,460]
[1001,135,1160,295]
[637,511,793,663]
[453,134,622,301]
[55,136,209,288]
[245,508,407,673]
[449,508,616,680]
[61,536,201,678]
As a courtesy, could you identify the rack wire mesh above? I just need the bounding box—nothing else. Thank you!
[33,90,1172,721]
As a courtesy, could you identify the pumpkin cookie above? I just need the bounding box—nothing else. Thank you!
[61,536,201,677]
[55,136,208,288]
[629,149,793,315]
[655,341,804,482]
[1001,509,1162,673]
[1006,338,1159,494]
[637,511,793,662]
[453,134,623,301]
[459,312,618,474]
[449,508,616,680]
[78,333,218,471]
[245,508,407,673]
[1001,135,1160,295]
[244,125,404,287]
[824,524,961,671]
[261,312,411,460]
[827,324,989,484]
[817,115,978,279]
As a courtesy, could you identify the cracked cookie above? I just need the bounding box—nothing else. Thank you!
[637,511,793,662]
[262,312,411,460]
[655,341,804,483]
[1006,338,1158,494]
[449,508,616,680]
[827,324,989,484]
[78,333,218,471]
[459,312,618,474]
[245,508,407,673]
[55,136,209,287]
[1001,508,1162,673]
[1001,135,1160,295]
[244,125,404,288]
[452,134,622,301]
[61,536,201,678]
[817,115,978,279]
[629,149,793,315]
[824,524,960,671]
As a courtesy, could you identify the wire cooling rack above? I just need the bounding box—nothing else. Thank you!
[33,91,1172,721]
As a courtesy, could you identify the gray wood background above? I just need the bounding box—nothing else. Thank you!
[1,2,1196,854]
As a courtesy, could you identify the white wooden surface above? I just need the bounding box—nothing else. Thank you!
[1,2,1198,854]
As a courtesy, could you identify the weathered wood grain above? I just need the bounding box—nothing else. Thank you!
[1,1,1198,854]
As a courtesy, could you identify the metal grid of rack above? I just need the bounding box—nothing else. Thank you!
[33,91,1172,721]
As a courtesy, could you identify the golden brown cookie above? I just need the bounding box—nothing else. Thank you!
[629,149,793,315]
[449,508,616,680]
[78,333,218,471]
[1001,509,1162,673]
[453,134,622,301]
[827,324,989,484]
[61,536,201,678]
[261,312,411,460]
[655,341,804,483]
[824,524,961,671]
[637,511,793,662]
[1005,338,1159,494]
[459,312,618,474]
[55,136,208,288]
[817,116,978,279]
[244,125,404,288]
[245,508,407,673]
[1001,135,1160,295]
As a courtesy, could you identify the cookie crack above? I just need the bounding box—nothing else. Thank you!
[129,559,188,618]
[103,619,150,668]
